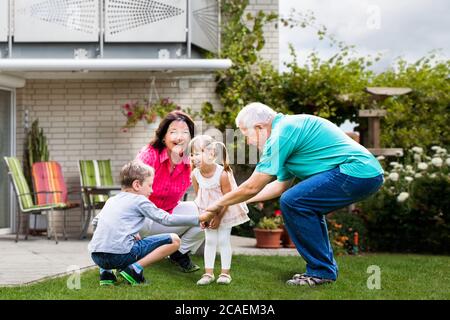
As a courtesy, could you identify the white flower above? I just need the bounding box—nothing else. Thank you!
[389,162,399,167]
[377,156,385,161]
[405,176,414,183]
[414,154,421,162]
[415,173,423,178]
[446,158,450,166]
[437,148,447,155]
[388,172,399,182]
[430,173,437,179]
[417,162,428,170]
[406,165,413,171]
[431,157,443,168]
[412,147,423,154]
[397,192,409,203]
[431,146,440,151]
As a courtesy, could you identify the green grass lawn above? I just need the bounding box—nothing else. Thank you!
[1,254,449,300]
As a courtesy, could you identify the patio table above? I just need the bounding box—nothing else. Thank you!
[80,185,121,239]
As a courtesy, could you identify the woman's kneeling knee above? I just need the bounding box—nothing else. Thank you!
[170,233,181,248]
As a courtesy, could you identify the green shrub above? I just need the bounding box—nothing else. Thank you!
[327,209,368,255]
[360,146,450,253]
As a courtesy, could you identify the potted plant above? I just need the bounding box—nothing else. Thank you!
[253,215,284,248]
[273,209,296,248]
[23,119,50,235]
[121,97,181,131]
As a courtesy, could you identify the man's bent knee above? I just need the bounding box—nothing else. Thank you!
[280,190,294,209]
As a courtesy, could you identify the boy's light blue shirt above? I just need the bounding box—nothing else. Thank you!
[88,192,199,254]
[255,114,384,181]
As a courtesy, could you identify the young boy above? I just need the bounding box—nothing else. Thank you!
[88,160,213,286]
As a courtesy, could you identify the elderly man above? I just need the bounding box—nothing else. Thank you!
[206,102,384,286]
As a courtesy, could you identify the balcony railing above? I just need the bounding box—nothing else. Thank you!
[0,0,220,59]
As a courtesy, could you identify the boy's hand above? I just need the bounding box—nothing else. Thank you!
[134,233,141,241]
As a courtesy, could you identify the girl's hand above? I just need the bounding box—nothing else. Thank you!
[208,217,222,230]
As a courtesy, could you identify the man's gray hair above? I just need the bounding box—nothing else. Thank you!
[235,102,277,128]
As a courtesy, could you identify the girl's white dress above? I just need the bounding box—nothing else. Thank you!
[193,164,249,228]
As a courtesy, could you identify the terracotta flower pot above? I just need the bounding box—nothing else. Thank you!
[281,225,296,248]
[253,228,283,248]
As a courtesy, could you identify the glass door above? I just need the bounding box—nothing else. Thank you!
[0,89,13,233]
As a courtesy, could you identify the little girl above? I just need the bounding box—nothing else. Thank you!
[189,135,249,285]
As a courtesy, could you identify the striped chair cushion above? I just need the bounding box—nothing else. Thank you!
[32,161,67,205]
[3,157,34,210]
[79,160,114,203]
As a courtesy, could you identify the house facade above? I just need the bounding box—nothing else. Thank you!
[0,0,279,236]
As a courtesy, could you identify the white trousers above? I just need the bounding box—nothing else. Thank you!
[139,201,205,255]
[204,226,232,270]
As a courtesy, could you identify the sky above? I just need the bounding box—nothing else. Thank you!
[279,0,450,72]
[278,0,449,131]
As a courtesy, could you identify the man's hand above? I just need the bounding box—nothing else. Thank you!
[199,211,215,223]
[206,203,224,215]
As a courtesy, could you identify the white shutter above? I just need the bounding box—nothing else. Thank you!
[191,0,219,53]
[14,0,99,42]
[0,0,8,42]
[105,0,186,42]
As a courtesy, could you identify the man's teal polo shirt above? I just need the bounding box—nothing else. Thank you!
[255,114,384,181]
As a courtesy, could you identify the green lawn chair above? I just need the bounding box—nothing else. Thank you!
[78,159,117,238]
[3,157,62,244]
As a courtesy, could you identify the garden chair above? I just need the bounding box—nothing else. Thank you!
[3,157,61,244]
[31,161,81,240]
[78,159,119,238]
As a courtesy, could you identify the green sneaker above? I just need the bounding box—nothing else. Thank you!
[119,266,146,286]
[99,270,117,286]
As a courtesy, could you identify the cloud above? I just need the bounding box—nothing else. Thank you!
[279,0,450,71]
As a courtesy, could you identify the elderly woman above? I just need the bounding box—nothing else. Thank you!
[206,103,384,286]
[136,110,202,273]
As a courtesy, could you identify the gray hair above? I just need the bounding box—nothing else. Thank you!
[120,160,154,187]
[235,102,277,128]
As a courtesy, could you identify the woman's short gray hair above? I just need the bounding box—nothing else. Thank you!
[235,102,277,128]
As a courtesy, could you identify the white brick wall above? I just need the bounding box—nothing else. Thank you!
[15,78,221,236]
[13,0,279,237]
[246,0,280,66]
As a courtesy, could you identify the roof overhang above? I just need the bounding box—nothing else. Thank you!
[0,58,232,86]
[0,58,232,72]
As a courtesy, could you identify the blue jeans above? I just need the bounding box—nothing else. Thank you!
[280,167,383,280]
[91,234,173,270]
